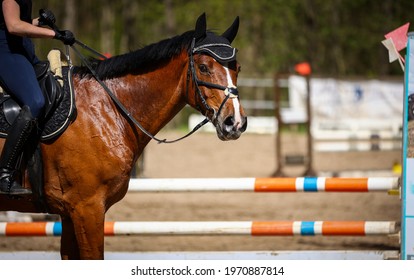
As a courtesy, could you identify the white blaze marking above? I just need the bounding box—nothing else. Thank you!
[223,65,242,129]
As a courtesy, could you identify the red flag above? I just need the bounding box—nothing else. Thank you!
[384,22,410,51]
[295,62,311,76]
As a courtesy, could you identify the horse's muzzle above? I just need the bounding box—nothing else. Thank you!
[216,114,247,141]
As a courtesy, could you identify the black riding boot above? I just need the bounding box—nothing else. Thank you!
[0,106,37,195]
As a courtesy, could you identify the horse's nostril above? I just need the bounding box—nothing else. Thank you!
[223,116,247,132]
[224,116,234,126]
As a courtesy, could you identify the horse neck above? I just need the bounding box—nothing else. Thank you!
[113,53,189,138]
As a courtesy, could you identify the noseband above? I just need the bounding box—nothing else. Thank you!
[187,38,239,124]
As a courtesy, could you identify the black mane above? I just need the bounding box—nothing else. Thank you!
[74,30,195,80]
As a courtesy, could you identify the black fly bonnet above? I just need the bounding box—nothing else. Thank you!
[193,31,237,63]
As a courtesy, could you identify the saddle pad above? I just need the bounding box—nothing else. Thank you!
[0,66,77,141]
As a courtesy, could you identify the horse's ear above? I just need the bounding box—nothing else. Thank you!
[222,16,239,43]
[194,13,207,40]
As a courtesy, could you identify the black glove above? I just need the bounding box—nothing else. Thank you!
[54,30,76,45]
[38,9,56,28]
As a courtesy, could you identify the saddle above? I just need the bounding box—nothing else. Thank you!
[0,49,77,141]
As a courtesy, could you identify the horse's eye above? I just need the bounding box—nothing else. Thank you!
[199,64,208,74]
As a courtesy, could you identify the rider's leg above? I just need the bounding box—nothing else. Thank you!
[0,52,44,195]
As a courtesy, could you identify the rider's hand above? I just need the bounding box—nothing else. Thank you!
[38,9,56,27]
[54,30,76,45]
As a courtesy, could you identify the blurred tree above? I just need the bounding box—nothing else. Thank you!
[101,0,115,55]
[164,0,176,36]
[30,0,414,77]
[63,0,75,33]
[120,0,139,53]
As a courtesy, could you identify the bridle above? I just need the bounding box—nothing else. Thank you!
[187,38,239,126]
[70,37,239,144]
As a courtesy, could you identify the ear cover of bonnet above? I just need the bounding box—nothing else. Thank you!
[193,13,239,63]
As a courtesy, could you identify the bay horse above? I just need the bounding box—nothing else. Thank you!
[0,13,247,259]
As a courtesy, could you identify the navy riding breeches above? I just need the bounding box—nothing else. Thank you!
[0,30,45,118]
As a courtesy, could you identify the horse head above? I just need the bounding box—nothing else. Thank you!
[187,13,247,141]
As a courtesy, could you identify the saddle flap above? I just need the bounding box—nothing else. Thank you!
[39,72,63,119]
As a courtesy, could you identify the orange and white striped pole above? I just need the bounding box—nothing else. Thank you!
[128,177,399,192]
[0,221,398,236]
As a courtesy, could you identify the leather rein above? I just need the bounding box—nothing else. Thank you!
[71,38,239,144]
